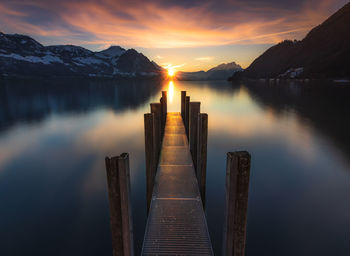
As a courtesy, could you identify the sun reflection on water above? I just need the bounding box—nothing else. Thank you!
[168,80,174,103]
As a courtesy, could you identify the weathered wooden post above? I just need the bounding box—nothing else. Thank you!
[189,102,200,171]
[196,113,208,205]
[150,103,162,162]
[105,153,134,256]
[161,91,167,130]
[185,96,190,138]
[181,91,186,121]
[223,151,251,256]
[160,97,164,137]
[144,113,155,212]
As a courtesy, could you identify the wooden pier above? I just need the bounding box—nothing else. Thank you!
[105,90,251,256]
[142,112,213,254]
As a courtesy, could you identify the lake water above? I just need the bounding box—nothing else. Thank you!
[0,78,349,256]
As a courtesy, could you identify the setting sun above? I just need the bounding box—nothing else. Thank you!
[168,67,175,77]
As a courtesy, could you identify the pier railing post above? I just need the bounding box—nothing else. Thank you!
[144,93,167,213]
[105,153,134,256]
[181,91,186,121]
[160,97,164,134]
[196,113,208,205]
[185,96,190,138]
[144,113,155,212]
[223,151,251,256]
[161,91,167,132]
[189,102,201,171]
[150,103,162,163]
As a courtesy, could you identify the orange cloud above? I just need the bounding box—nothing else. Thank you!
[58,0,347,47]
[0,3,75,37]
[1,0,345,48]
[0,0,347,70]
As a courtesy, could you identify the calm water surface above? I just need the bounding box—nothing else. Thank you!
[0,78,349,256]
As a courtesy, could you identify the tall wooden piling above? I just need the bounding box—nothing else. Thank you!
[189,102,201,171]
[160,97,164,138]
[223,151,251,256]
[181,91,186,121]
[161,91,167,131]
[185,96,190,138]
[145,94,167,213]
[144,113,155,212]
[196,113,208,204]
[150,103,162,162]
[105,153,134,256]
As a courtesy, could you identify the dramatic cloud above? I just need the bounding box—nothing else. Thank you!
[0,0,347,48]
[0,0,348,70]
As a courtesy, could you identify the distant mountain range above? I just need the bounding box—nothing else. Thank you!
[234,2,350,79]
[0,33,164,78]
[176,62,242,80]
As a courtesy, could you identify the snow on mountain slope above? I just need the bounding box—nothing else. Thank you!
[46,45,92,58]
[72,56,108,65]
[97,46,126,58]
[0,53,64,64]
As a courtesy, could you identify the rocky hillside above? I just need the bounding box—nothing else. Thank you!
[0,33,164,78]
[243,2,350,79]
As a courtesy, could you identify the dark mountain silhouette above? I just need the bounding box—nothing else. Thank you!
[0,33,164,78]
[177,61,242,80]
[241,2,350,79]
[116,49,162,73]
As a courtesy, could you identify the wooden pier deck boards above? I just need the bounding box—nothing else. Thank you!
[142,112,213,255]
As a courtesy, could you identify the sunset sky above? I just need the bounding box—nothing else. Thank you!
[0,0,348,71]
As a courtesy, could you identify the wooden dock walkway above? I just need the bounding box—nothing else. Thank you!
[141,112,213,255]
[105,91,251,256]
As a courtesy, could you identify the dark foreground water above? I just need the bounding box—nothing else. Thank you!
[0,78,349,256]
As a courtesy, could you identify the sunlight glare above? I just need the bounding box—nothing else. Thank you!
[168,67,175,77]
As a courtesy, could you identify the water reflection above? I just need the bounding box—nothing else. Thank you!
[0,78,163,133]
[0,78,349,256]
[168,80,174,103]
[242,80,350,157]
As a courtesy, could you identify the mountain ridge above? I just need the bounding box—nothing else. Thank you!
[237,2,350,79]
[177,61,242,80]
[0,32,164,78]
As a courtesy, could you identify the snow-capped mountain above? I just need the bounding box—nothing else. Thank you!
[0,32,164,78]
[97,46,125,58]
